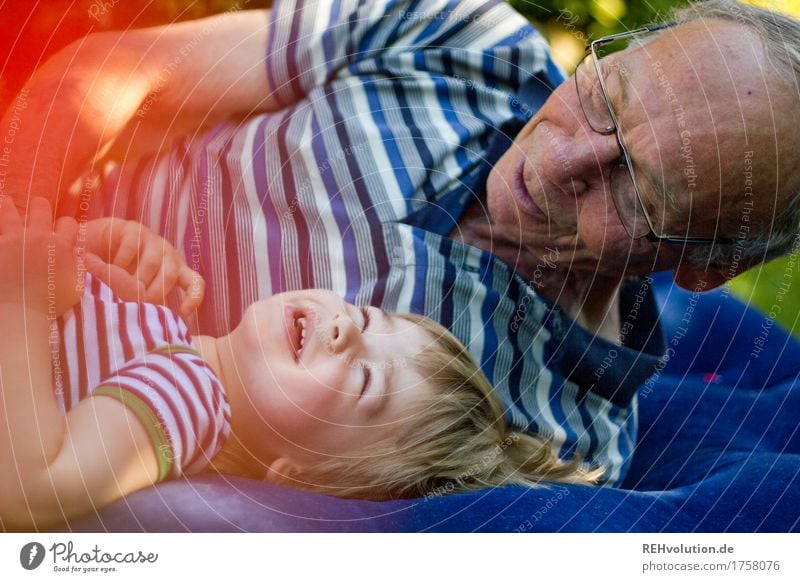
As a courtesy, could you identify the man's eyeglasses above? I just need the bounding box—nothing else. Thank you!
[575,22,733,245]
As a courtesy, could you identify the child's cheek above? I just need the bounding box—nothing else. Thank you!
[294,368,352,417]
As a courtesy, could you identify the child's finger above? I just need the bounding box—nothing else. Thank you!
[178,265,204,315]
[133,239,164,288]
[0,196,23,234]
[86,252,145,302]
[177,263,203,296]
[25,197,53,230]
[111,223,141,269]
[144,259,179,304]
[55,216,79,247]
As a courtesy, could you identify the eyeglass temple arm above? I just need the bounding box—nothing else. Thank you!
[588,21,678,51]
[647,233,738,245]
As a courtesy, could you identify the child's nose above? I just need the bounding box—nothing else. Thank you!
[327,313,361,355]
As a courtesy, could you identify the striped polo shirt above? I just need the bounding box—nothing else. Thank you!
[99,0,663,484]
[55,274,231,481]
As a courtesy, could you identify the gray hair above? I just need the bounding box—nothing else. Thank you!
[667,0,800,271]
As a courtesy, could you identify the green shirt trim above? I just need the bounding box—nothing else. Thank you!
[150,344,202,358]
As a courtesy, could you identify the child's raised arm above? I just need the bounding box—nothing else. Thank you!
[0,198,159,531]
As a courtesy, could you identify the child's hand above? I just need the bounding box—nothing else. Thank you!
[83,218,205,316]
[0,196,83,315]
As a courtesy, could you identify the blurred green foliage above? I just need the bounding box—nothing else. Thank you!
[505,0,691,73]
[510,0,689,38]
[727,253,800,338]
[152,0,685,32]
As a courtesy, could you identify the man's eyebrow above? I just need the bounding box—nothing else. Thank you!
[605,58,630,114]
[607,61,680,213]
[636,161,681,221]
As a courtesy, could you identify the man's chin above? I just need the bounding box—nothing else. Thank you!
[487,199,552,254]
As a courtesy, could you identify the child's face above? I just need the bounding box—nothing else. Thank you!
[228,289,436,467]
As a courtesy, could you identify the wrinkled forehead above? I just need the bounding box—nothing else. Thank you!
[613,19,792,232]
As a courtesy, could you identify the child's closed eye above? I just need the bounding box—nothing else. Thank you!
[360,306,371,332]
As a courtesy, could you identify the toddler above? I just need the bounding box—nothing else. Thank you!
[0,198,599,531]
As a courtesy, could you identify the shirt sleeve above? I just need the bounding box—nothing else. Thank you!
[266,0,552,108]
[89,346,232,481]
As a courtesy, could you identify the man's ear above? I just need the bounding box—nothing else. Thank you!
[673,264,729,291]
[263,457,299,485]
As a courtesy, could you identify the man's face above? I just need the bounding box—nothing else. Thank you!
[486,18,799,281]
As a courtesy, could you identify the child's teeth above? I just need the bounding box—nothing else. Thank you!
[297,317,307,353]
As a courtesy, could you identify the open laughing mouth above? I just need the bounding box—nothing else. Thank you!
[286,308,310,361]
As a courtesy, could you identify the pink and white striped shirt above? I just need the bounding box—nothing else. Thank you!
[53,274,231,481]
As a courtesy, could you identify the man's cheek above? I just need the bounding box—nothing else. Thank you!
[576,200,629,255]
[486,165,519,231]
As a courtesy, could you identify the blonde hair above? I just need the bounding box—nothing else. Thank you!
[272,313,603,500]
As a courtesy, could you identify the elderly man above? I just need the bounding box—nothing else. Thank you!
[476,0,800,334]
[2,0,798,486]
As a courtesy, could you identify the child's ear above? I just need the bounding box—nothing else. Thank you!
[263,457,299,485]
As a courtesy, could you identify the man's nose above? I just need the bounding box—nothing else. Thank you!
[538,128,620,190]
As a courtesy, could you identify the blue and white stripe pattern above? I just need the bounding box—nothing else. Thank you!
[56,274,232,480]
[100,0,662,485]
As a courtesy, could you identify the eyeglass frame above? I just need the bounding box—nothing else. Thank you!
[577,22,735,245]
